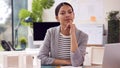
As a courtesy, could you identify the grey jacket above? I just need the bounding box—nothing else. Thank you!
[37,26,88,67]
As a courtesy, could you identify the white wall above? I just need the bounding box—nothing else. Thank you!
[42,0,104,25]
[28,0,32,11]
[28,0,120,30]
[103,0,120,29]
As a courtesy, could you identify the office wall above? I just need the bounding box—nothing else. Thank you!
[103,0,120,29]
[28,0,120,30]
[42,0,104,25]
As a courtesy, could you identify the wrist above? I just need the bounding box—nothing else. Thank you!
[70,32,76,36]
[64,60,71,65]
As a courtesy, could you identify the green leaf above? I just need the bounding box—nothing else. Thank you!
[18,0,55,27]
[19,9,31,20]
[41,0,54,9]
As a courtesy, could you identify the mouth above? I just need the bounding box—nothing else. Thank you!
[65,19,72,22]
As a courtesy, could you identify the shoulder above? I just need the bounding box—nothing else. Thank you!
[76,29,88,45]
[47,26,59,31]
[47,26,60,34]
[76,29,88,39]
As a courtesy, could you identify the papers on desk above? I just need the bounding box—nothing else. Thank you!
[61,66,82,68]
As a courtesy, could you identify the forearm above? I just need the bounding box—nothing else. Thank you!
[71,32,78,52]
[71,50,84,66]
[70,32,83,66]
[52,59,71,65]
[70,32,88,66]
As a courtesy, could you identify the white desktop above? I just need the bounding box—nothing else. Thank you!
[27,40,44,49]
[33,41,44,47]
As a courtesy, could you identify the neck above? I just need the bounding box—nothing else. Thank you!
[60,26,70,36]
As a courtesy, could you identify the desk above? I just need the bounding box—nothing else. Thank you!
[0,48,103,68]
[83,66,102,68]
[41,66,102,68]
[0,50,40,68]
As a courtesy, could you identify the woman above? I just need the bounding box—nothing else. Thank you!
[37,2,88,67]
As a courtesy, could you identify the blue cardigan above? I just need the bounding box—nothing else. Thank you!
[37,26,88,67]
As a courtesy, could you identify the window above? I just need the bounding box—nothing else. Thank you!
[0,0,28,51]
[0,0,12,51]
[13,0,28,48]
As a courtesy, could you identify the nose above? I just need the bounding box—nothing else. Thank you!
[65,12,70,18]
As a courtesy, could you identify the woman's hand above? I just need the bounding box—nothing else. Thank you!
[64,59,71,65]
[52,59,71,65]
[64,23,76,35]
[69,23,76,34]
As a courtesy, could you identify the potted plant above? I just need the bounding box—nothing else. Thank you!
[31,0,55,22]
[19,37,27,49]
[18,0,54,48]
[107,11,120,43]
[18,0,55,27]
[18,9,31,27]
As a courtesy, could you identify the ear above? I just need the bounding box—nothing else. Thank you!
[73,13,75,19]
[56,16,59,21]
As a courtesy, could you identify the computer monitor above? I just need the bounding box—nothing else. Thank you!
[33,22,60,41]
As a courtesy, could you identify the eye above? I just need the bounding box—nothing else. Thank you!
[68,11,73,14]
[60,12,65,15]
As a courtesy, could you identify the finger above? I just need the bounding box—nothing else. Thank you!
[64,23,70,30]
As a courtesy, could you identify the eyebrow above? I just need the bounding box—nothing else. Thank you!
[60,9,73,12]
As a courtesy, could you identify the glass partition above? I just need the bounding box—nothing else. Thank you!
[13,0,28,49]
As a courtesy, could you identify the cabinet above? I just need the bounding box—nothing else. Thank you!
[0,51,40,68]
[84,47,104,66]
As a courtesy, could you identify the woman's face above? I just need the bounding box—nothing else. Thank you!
[56,5,74,27]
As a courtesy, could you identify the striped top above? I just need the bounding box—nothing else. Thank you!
[57,33,71,59]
